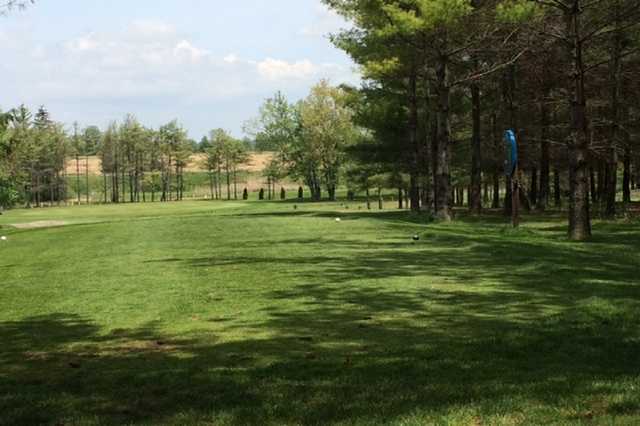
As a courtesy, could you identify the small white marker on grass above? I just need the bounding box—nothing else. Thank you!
[0,236,7,241]
[335,218,341,222]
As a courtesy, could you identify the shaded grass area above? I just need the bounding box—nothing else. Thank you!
[0,201,639,425]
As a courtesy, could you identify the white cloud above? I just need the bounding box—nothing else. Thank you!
[1,17,359,137]
[257,58,317,80]
[48,22,353,97]
[223,53,239,64]
[64,33,99,52]
[173,40,208,63]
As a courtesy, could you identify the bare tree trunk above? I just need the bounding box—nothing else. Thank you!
[121,167,126,203]
[530,167,538,206]
[565,2,592,239]
[604,4,622,219]
[483,178,489,206]
[76,154,81,204]
[408,65,420,212]
[226,159,231,200]
[623,147,631,203]
[167,155,173,202]
[209,171,215,200]
[596,161,605,202]
[103,173,107,203]
[503,64,519,224]
[491,114,501,209]
[86,156,90,204]
[435,56,452,221]
[365,187,371,210]
[469,81,482,214]
[554,168,561,208]
[589,166,597,203]
[233,166,238,200]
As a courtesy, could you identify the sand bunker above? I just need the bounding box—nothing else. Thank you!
[11,220,69,229]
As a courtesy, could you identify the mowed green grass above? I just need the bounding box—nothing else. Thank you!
[0,201,639,425]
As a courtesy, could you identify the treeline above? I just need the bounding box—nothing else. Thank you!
[310,0,640,240]
[247,81,358,201]
[0,106,68,207]
[0,106,255,206]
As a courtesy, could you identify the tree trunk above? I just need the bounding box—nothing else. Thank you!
[434,56,452,221]
[530,167,538,206]
[566,3,592,239]
[408,65,420,213]
[365,187,371,210]
[554,168,561,208]
[596,161,605,202]
[503,63,519,223]
[491,114,501,209]
[589,166,597,203]
[233,166,238,200]
[86,156,90,204]
[103,173,108,204]
[538,78,551,211]
[492,174,500,209]
[623,148,631,203]
[604,8,622,219]
[483,178,489,206]
[469,81,482,214]
[76,155,81,204]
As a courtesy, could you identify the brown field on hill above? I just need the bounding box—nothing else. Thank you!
[65,152,275,175]
[65,152,300,194]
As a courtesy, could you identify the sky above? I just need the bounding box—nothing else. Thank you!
[0,0,359,140]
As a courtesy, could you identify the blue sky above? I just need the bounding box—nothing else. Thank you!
[0,0,358,140]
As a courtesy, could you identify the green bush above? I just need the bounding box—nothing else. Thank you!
[280,187,286,200]
[298,186,304,200]
[259,188,265,200]
[243,188,248,200]
[0,178,19,208]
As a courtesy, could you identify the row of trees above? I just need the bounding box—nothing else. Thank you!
[0,105,257,207]
[303,0,640,240]
[202,129,250,200]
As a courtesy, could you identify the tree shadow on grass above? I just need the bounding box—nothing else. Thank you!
[3,217,640,424]
[2,297,640,424]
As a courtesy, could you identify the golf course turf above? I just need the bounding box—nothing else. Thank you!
[0,200,639,425]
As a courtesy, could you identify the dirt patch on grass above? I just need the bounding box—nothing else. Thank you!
[12,220,69,229]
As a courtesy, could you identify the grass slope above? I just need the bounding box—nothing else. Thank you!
[0,201,639,425]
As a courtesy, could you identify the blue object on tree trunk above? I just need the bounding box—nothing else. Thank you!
[504,129,518,177]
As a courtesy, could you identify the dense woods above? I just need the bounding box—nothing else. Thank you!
[319,0,640,240]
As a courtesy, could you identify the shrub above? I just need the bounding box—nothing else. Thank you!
[0,179,19,209]
[298,186,304,200]
[280,187,286,200]
[259,188,264,200]
[347,190,355,201]
[243,188,248,200]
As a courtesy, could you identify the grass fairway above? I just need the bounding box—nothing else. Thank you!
[0,201,639,425]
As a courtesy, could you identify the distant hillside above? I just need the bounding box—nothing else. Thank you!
[66,152,275,176]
